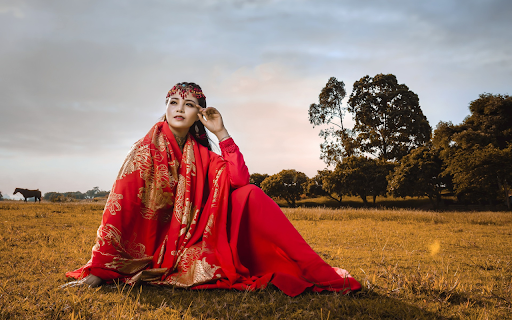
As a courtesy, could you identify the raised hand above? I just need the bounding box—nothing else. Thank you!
[196,106,230,141]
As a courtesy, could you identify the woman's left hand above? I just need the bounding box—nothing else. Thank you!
[196,106,229,140]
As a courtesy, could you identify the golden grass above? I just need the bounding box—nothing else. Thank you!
[1,202,511,319]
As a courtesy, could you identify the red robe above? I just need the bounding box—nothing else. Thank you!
[66,121,361,296]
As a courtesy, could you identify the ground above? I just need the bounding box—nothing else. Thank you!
[0,202,511,319]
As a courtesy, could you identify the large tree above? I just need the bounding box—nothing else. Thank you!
[327,156,393,206]
[433,94,512,207]
[308,77,351,165]
[260,169,308,208]
[387,145,449,207]
[347,74,431,161]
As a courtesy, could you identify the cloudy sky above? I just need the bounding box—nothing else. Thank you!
[1,0,510,199]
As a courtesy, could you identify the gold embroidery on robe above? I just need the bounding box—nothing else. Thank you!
[115,128,182,222]
[105,191,123,216]
[93,224,152,273]
[163,244,220,287]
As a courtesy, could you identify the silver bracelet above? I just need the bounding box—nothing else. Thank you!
[219,134,231,142]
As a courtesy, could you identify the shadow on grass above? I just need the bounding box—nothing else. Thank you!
[277,196,511,212]
[278,197,434,210]
[98,284,456,320]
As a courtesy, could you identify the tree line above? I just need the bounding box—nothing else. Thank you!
[254,74,512,209]
[43,187,109,202]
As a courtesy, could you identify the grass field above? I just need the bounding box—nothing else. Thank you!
[0,202,511,319]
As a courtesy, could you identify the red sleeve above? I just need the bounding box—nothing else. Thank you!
[219,137,250,189]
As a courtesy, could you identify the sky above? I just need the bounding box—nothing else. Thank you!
[1,0,511,199]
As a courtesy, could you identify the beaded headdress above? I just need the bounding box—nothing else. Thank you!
[166,83,206,101]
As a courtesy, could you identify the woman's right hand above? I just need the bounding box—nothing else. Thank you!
[196,105,229,141]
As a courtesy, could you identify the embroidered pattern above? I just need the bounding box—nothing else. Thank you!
[105,190,123,216]
[93,224,152,274]
[116,126,176,221]
[162,244,220,287]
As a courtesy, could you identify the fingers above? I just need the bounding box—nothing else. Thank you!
[196,106,208,126]
[59,280,84,288]
[59,275,103,289]
[197,106,221,121]
[205,108,217,120]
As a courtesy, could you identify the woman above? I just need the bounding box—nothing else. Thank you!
[66,82,361,296]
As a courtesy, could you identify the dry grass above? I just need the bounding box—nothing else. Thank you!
[1,202,511,319]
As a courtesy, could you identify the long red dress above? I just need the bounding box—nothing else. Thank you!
[66,121,361,296]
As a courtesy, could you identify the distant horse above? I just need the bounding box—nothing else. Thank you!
[13,188,42,202]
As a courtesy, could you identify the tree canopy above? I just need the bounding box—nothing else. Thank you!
[309,74,431,165]
[260,169,308,208]
[327,156,393,206]
[433,94,512,207]
[308,77,350,165]
[249,173,269,188]
[347,74,431,161]
[387,145,449,207]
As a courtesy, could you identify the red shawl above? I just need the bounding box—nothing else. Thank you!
[67,121,242,287]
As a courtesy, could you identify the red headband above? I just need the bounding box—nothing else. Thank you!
[166,83,206,100]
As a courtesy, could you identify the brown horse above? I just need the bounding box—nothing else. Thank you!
[13,188,42,202]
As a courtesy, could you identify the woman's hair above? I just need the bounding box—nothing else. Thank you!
[162,82,212,151]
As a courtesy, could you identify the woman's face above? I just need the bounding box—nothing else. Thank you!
[166,91,200,136]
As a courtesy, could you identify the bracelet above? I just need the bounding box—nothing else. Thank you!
[219,134,231,142]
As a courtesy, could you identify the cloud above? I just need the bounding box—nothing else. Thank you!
[1,0,511,195]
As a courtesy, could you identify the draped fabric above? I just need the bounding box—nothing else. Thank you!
[66,121,361,296]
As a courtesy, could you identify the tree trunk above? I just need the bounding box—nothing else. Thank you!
[436,193,442,209]
[328,194,342,204]
[502,179,510,210]
[360,195,368,206]
[428,195,437,209]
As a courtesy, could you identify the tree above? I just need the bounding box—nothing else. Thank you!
[85,187,109,199]
[449,145,511,206]
[0,191,3,201]
[64,191,86,200]
[308,77,351,165]
[260,169,308,208]
[304,170,343,203]
[433,94,512,208]
[329,156,393,206]
[250,173,269,188]
[85,187,101,199]
[44,192,63,201]
[461,93,512,150]
[347,74,431,161]
[388,145,450,207]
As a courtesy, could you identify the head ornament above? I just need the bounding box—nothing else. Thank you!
[166,83,206,101]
